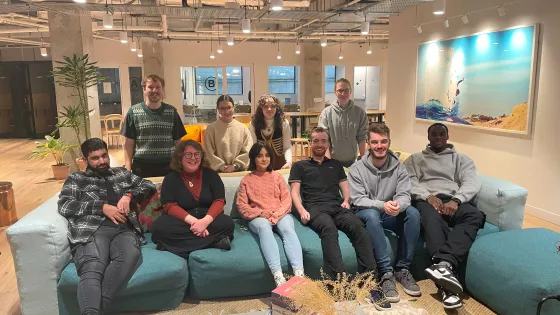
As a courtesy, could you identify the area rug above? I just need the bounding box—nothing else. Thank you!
[131,280,495,315]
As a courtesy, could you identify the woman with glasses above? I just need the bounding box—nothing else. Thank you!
[236,143,304,286]
[249,94,293,170]
[204,95,253,172]
[151,140,235,258]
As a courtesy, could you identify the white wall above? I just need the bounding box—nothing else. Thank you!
[386,0,560,224]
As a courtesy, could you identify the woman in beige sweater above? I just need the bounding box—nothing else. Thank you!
[203,95,253,172]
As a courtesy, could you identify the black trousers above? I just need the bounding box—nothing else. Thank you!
[306,203,377,276]
[131,159,171,178]
[151,213,235,259]
[415,198,485,269]
[72,224,142,315]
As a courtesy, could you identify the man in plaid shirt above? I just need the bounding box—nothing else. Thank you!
[58,138,156,315]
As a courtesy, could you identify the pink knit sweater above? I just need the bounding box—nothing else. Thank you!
[236,171,292,224]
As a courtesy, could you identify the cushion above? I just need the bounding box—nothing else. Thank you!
[187,220,290,299]
[137,184,163,232]
[466,228,560,315]
[58,234,189,314]
[182,125,201,142]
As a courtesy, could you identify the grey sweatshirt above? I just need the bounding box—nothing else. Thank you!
[348,150,411,212]
[318,100,368,163]
[403,144,481,203]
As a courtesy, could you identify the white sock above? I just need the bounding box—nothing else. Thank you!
[273,270,286,286]
[294,269,305,277]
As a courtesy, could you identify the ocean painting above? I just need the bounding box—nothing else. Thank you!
[415,25,538,134]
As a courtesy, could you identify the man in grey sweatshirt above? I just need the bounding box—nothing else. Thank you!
[349,123,421,304]
[318,78,368,168]
[404,123,485,310]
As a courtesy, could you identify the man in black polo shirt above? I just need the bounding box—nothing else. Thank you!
[288,127,390,310]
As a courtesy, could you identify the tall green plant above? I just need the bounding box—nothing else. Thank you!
[27,135,78,166]
[51,54,104,141]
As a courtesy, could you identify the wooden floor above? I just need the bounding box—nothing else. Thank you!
[0,138,559,315]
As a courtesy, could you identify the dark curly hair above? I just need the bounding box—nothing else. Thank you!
[252,94,285,133]
[248,142,274,172]
[169,140,210,172]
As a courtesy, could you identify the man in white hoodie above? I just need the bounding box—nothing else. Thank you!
[349,123,421,304]
[404,123,485,310]
[318,78,368,168]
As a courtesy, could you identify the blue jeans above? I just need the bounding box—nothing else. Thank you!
[248,215,304,273]
[356,206,421,274]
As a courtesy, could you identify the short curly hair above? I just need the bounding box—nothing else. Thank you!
[169,140,210,172]
[252,94,285,132]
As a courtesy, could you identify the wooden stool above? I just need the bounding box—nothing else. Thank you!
[291,138,310,162]
[0,181,17,227]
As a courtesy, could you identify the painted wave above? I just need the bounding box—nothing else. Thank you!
[415,99,471,125]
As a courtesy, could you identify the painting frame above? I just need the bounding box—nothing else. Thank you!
[414,24,540,135]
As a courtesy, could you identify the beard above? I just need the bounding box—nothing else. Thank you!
[370,149,387,160]
[312,147,327,157]
[89,163,110,175]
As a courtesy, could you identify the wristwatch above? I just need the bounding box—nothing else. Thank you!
[451,197,462,205]
[233,164,239,171]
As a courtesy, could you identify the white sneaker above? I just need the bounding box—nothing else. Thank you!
[273,271,286,287]
[294,269,305,277]
[440,289,462,310]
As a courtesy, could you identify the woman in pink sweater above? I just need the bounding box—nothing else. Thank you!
[236,143,304,286]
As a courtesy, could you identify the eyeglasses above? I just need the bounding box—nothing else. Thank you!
[336,89,351,94]
[183,152,202,159]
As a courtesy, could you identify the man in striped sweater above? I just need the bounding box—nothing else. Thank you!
[121,74,186,178]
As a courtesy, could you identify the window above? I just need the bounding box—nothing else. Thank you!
[225,67,243,95]
[325,66,336,93]
[195,67,223,95]
[268,66,296,94]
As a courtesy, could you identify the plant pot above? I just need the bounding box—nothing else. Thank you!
[52,164,71,180]
[76,158,87,171]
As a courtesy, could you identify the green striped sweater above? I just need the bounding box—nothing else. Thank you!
[130,102,177,162]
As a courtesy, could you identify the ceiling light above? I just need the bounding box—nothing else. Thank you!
[295,43,301,54]
[103,13,113,29]
[444,19,449,28]
[242,18,251,34]
[361,21,370,35]
[130,41,136,52]
[210,52,215,59]
[498,6,506,17]
[227,34,234,46]
[461,15,469,24]
[40,47,47,57]
[271,0,283,11]
[416,25,423,34]
[433,0,445,15]
[119,31,128,44]
[366,45,372,55]
[277,50,281,60]
[217,42,223,54]
[320,35,327,47]
[73,0,86,3]
[338,52,343,60]
[137,49,143,58]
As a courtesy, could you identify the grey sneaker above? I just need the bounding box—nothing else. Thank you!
[379,272,400,303]
[395,269,421,296]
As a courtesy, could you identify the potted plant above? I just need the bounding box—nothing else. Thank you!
[27,135,78,180]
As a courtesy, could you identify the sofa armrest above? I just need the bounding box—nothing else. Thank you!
[472,174,528,231]
[6,192,71,315]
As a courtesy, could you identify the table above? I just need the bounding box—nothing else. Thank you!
[366,109,386,123]
[283,112,320,138]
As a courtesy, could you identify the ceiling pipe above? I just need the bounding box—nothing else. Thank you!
[0,36,48,46]
[290,19,320,32]
[6,13,48,24]
[0,18,47,28]
[93,34,120,42]
[0,27,49,34]
[167,31,387,41]
[161,14,168,37]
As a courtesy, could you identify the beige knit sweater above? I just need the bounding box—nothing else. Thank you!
[203,119,253,171]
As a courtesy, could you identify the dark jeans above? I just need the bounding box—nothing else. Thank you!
[306,203,377,276]
[414,197,485,269]
[72,225,142,315]
[356,206,421,274]
[132,159,171,178]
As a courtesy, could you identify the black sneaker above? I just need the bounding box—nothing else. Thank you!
[424,262,463,294]
[379,272,400,303]
[395,269,421,297]
[368,286,391,311]
[440,288,462,310]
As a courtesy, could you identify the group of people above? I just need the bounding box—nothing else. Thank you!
[57,74,486,315]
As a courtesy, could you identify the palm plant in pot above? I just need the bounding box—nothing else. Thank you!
[27,135,78,180]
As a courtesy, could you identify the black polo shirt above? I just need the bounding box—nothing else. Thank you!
[288,156,347,207]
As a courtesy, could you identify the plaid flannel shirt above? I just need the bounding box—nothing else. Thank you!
[58,167,157,244]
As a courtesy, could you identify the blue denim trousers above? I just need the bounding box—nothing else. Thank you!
[72,223,142,315]
[356,206,421,274]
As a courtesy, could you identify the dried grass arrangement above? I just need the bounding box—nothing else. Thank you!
[287,270,384,315]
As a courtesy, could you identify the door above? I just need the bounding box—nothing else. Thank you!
[28,62,57,136]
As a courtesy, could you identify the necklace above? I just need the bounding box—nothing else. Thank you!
[188,181,194,188]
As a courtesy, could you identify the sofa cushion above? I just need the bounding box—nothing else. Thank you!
[137,185,163,232]
[466,228,560,315]
[58,233,188,313]
[187,220,290,299]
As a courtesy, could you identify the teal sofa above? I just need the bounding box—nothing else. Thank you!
[7,171,528,314]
